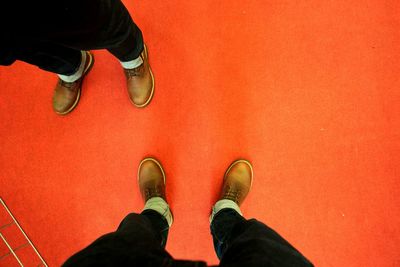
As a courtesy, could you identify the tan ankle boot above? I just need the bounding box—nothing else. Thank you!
[124,44,154,108]
[138,157,166,202]
[219,159,253,206]
[52,51,94,115]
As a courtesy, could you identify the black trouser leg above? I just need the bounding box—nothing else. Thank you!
[103,0,144,62]
[210,209,314,267]
[62,211,207,267]
[0,0,143,73]
[141,210,170,248]
[14,41,82,75]
[62,212,172,266]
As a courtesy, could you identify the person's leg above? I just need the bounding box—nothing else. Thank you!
[63,156,208,267]
[62,212,173,267]
[102,2,144,63]
[101,0,154,108]
[211,209,313,267]
[117,210,169,248]
[13,41,81,76]
[121,157,174,249]
[210,160,314,267]
[11,40,94,115]
[141,207,170,248]
[210,207,245,259]
[63,157,174,266]
[31,0,149,113]
[59,0,153,108]
[3,0,153,114]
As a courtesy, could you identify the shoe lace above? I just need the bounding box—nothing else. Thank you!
[223,186,242,204]
[143,186,164,200]
[60,80,78,90]
[125,64,144,77]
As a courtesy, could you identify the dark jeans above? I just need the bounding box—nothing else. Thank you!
[211,209,314,267]
[63,209,313,267]
[0,0,143,75]
[63,210,206,267]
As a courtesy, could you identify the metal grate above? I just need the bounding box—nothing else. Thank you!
[0,198,48,267]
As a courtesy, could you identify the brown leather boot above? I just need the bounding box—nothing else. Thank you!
[138,157,166,202]
[124,44,154,108]
[52,51,94,115]
[219,159,253,206]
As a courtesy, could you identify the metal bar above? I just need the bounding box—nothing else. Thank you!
[0,198,48,266]
[0,232,23,266]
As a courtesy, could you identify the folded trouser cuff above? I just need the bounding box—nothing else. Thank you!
[210,199,242,223]
[143,197,173,227]
[120,56,143,69]
[58,51,86,82]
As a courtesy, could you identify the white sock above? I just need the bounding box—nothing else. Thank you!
[120,56,143,69]
[58,51,87,83]
[143,197,173,227]
[209,199,242,223]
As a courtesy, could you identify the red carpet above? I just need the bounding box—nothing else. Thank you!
[0,1,399,266]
